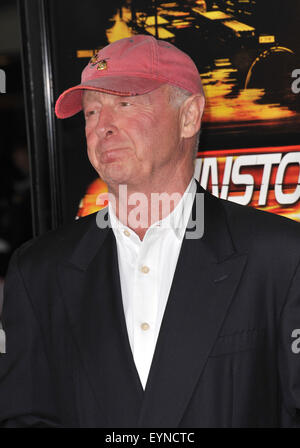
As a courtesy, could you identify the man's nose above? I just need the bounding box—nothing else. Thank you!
[95,106,117,138]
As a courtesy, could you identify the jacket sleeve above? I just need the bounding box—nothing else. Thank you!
[278,259,300,427]
[0,246,62,427]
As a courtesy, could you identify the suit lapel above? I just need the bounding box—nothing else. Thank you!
[138,184,248,427]
[57,211,144,427]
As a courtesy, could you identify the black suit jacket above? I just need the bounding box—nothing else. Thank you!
[1,182,300,427]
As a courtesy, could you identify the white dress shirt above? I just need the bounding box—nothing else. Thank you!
[108,177,197,389]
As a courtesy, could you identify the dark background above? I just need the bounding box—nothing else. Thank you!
[0,0,30,284]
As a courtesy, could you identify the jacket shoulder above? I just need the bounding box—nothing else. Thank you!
[219,196,300,255]
[15,210,105,266]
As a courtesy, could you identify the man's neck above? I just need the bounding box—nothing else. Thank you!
[109,173,194,241]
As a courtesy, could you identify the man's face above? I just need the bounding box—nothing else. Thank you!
[82,85,183,189]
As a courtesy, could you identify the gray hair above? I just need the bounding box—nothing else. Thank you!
[168,85,202,159]
[168,85,192,108]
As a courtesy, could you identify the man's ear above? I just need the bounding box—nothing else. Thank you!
[180,94,205,139]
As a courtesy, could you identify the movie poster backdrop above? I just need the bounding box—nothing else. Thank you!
[48,0,300,222]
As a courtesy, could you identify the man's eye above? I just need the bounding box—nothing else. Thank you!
[85,110,96,118]
[120,101,131,107]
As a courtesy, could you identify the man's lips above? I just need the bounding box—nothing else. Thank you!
[99,147,130,163]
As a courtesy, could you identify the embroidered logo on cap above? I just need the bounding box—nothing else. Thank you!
[97,59,108,70]
[89,54,99,65]
[89,54,108,71]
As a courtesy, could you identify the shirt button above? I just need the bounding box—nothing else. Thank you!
[141,265,150,274]
[124,230,130,237]
[141,322,150,331]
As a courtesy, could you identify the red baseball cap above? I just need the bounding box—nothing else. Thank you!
[55,34,203,119]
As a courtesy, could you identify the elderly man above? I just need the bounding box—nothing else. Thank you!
[0,35,300,428]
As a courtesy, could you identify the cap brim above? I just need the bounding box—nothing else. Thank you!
[55,76,165,119]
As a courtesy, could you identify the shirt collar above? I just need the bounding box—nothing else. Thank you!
[108,177,197,242]
[154,177,196,240]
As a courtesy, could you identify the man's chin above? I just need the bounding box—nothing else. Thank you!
[99,166,134,188]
